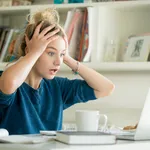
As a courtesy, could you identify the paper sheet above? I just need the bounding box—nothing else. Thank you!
[0,134,55,144]
[100,126,135,135]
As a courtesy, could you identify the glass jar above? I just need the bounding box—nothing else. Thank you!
[103,38,120,62]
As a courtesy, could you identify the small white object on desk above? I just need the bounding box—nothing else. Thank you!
[0,129,9,137]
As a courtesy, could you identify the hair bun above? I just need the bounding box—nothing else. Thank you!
[30,8,59,25]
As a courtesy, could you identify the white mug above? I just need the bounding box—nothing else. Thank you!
[75,110,107,131]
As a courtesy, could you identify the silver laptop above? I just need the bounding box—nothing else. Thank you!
[117,88,150,140]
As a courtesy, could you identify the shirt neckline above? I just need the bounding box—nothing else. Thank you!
[23,79,44,92]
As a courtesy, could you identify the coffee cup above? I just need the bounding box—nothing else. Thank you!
[75,110,107,131]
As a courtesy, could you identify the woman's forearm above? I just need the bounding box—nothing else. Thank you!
[63,56,115,98]
[1,51,42,94]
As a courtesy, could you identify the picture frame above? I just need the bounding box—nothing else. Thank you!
[123,35,150,62]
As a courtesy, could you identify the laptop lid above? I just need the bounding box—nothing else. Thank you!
[134,88,150,140]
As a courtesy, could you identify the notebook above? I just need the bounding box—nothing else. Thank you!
[0,129,54,144]
[117,88,150,140]
[56,131,116,145]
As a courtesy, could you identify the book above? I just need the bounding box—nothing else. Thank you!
[78,8,88,62]
[68,9,84,60]
[3,29,20,62]
[66,9,79,44]
[56,131,116,145]
[0,26,9,51]
[0,29,9,53]
[64,9,75,33]
[82,7,96,62]
[0,29,14,62]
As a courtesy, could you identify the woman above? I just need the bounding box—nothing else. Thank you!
[0,8,115,134]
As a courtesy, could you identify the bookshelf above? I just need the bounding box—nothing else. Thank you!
[1,1,150,72]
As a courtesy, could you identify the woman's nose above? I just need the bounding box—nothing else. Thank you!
[54,56,61,66]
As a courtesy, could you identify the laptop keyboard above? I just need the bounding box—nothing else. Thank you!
[116,134,135,140]
[118,134,135,137]
[62,123,136,136]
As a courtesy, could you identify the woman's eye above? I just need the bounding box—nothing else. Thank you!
[48,52,55,56]
[60,53,65,57]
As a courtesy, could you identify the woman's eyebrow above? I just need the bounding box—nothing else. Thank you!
[47,46,66,52]
[47,46,57,50]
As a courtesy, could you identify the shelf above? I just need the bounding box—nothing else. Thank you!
[1,1,150,14]
[1,62,150,72]
[60,62,150,72]
[0,5,31,15]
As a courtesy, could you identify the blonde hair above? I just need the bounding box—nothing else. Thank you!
[14,8,67,59]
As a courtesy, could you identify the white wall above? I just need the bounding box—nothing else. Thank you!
[97,7,150,61]
[57,71,150,127]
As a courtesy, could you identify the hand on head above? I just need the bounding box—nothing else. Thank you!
[62,35,69,56]
[25,21,60,54]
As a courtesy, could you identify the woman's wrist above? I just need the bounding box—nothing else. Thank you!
[72,61,80,74]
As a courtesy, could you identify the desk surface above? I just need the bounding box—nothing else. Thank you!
[0,140,150,150]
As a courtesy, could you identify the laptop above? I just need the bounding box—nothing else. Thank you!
[117,88,150,140]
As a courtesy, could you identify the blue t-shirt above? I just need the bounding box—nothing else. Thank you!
[0,77,96,135]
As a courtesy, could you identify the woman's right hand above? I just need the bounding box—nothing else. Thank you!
[25,21,60,54]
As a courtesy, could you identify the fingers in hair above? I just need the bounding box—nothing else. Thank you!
[33,21,44,37]
[39,24,56,37]
[44,28,60,40]
[47,35,59,43]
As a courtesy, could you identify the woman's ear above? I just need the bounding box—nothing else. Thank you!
[25,47,29,54]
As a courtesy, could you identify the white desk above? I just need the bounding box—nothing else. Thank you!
[0,140,150,150]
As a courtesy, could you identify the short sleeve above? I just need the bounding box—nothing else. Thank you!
[55,77,97,110]
[0,90,16,107]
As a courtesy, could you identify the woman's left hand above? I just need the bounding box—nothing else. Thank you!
[63,35,70,61]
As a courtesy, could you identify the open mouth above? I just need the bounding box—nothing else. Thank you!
[49,69,58,75]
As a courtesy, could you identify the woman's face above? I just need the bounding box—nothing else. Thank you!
[33,36,66,79]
